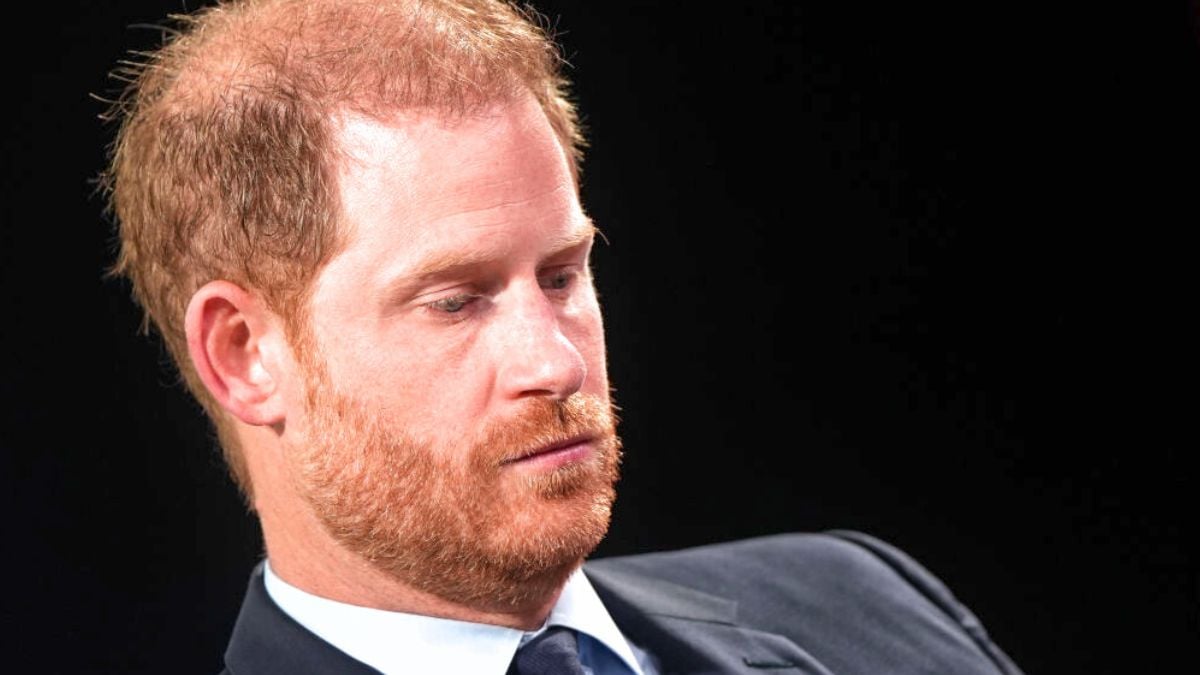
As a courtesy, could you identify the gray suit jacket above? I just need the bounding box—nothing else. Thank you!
[220,531,1023,674]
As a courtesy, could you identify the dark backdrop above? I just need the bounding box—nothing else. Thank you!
[3,1,1195,672]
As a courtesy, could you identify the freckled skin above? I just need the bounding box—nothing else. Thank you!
[259,94,619,629]
[308,98,608,427]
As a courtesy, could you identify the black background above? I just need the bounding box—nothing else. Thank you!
[3,1,1195,672]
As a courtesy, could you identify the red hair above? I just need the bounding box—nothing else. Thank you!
[102,0,584,496]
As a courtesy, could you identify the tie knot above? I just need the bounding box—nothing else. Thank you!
[507,626,585,675]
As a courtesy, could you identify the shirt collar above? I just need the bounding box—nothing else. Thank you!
[263,561,645,675]
[540,566,646,673]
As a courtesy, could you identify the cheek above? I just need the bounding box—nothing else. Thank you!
[312,325,433,416]
[352,326,496,427]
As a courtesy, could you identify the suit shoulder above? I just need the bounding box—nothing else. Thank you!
[587,531,1023,675]
[588,530,904,587]
[590,530,981,626]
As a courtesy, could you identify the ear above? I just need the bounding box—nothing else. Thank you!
[185,280,289,427]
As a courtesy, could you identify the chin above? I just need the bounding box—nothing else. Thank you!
[393,468,618,612]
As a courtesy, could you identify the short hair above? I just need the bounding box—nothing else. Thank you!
[101,0,584,498]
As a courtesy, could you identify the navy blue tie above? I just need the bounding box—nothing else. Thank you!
[507,626,586,675]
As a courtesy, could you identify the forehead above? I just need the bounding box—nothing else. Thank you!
[312,95,587,296]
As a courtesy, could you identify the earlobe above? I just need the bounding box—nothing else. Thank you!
[185,281,288,427]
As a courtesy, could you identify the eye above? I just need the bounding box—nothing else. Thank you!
[539,267,577,292]
[427,293,476,314]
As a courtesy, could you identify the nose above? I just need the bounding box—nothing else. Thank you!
[494,286,587,401]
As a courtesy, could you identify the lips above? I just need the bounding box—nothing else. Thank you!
[502,433,596,466]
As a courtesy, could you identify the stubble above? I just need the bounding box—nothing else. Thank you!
[289,363,622,611]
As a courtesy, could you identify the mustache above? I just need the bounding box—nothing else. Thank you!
[476,394,617,466]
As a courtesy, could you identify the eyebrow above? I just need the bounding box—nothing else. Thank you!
[383,219,598,301]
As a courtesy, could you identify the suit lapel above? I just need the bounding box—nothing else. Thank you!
[584,563,835,675]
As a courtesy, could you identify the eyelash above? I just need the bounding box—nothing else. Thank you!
[421,267,580,318]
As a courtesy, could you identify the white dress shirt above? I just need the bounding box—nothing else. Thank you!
[263,561,659,675]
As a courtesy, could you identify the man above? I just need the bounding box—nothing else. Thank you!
[104,1,1023,673]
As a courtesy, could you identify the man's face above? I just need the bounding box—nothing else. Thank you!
[282,95,619,611]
